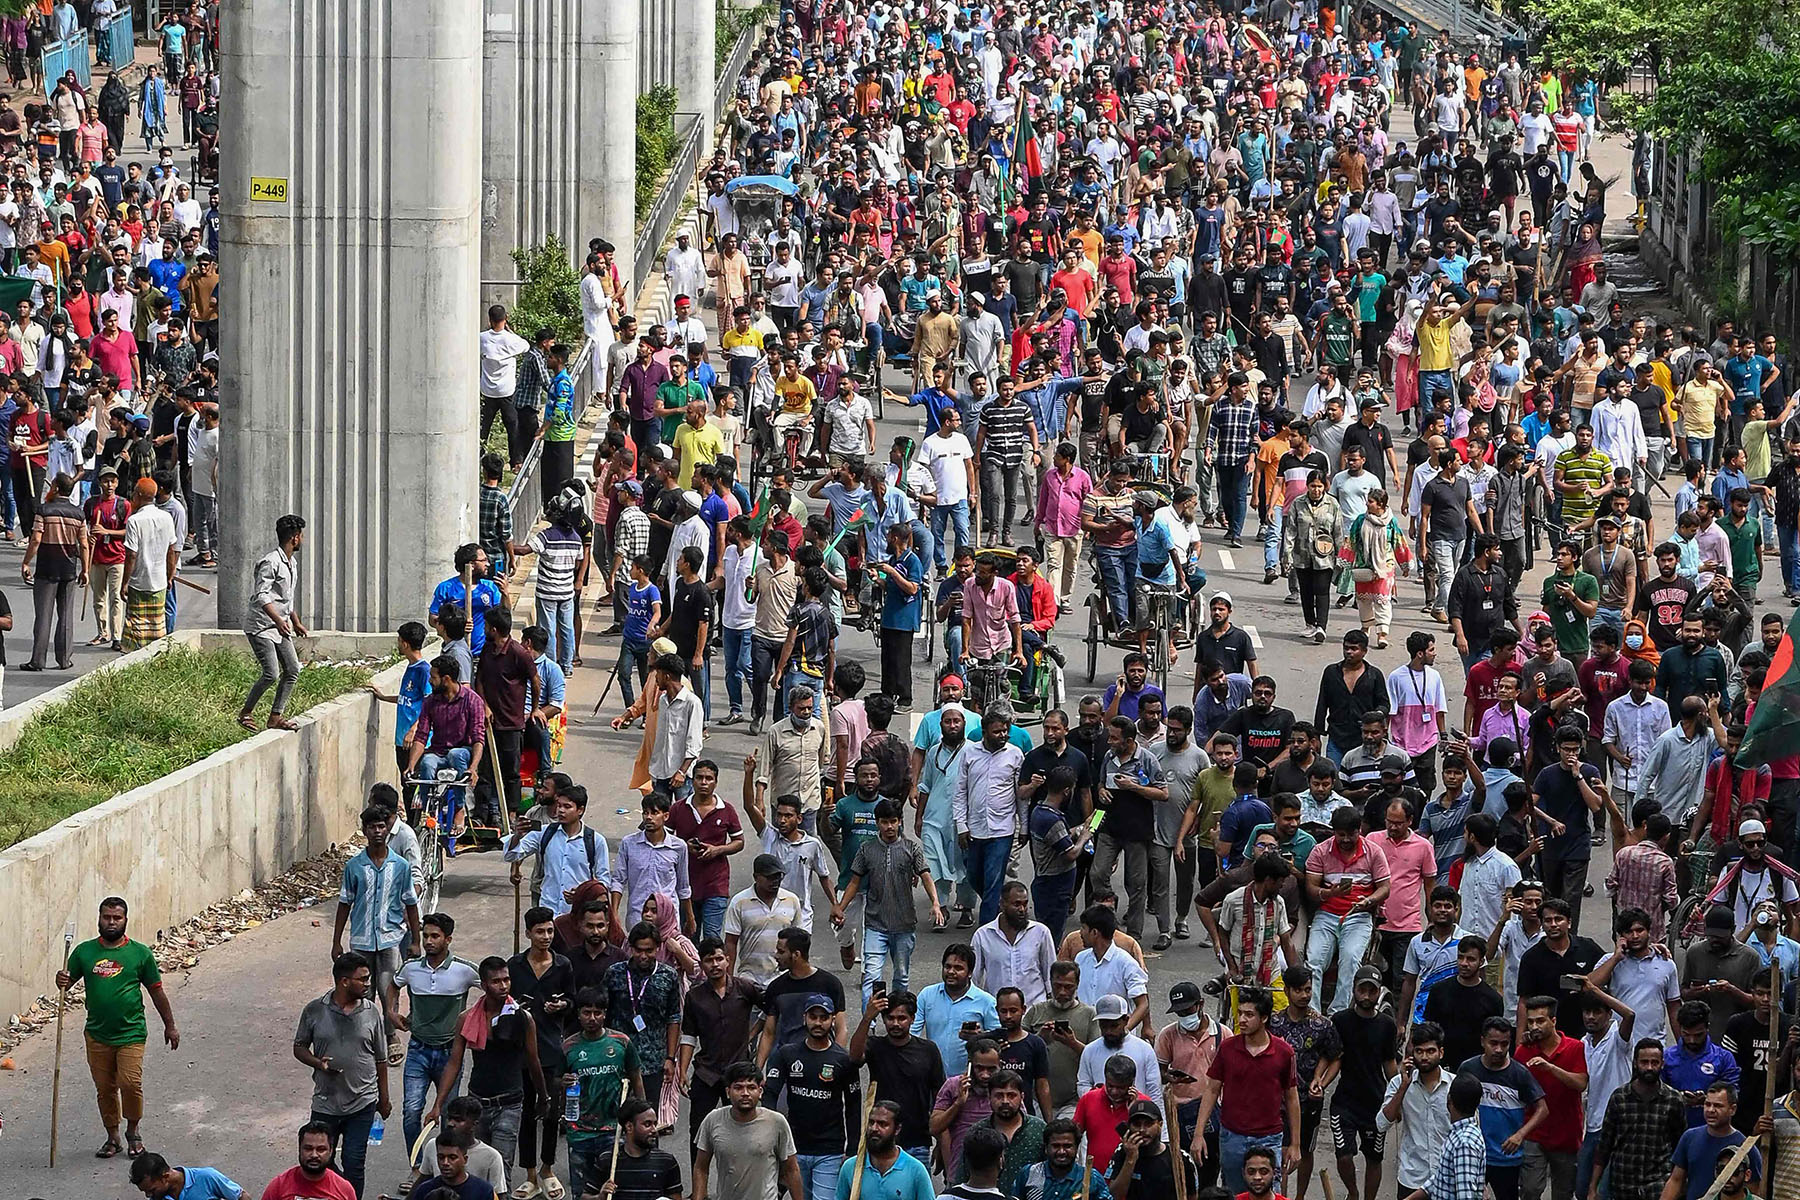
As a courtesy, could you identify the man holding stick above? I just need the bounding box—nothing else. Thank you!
[55,895,178,1160]
[601,1097,684,1200]
[833,1098,934,1200]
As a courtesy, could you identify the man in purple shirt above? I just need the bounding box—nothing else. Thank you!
[403,654,489,803]
[619,337,671,454]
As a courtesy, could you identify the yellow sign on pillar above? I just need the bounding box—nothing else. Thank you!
[249,177,289,203]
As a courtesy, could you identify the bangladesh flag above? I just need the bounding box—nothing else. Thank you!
[1740,606,1800,767]
[741,483,773,603]
[822,505,874,556]
[998,104,1043,212]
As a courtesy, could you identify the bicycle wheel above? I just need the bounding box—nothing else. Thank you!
[419,822,443,915]
[1046,660,1066,714]
[1086,607,1100,684]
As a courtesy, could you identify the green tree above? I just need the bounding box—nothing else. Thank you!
[508,236,585,346]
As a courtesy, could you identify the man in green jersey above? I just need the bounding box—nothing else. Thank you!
[563,986,645,1198]
[57,895,179,1159]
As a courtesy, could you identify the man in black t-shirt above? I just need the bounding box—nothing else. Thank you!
[1513,897,1604,1037]
[1330,967,1399,1200]
[1421,936,1504,1068]
[662,544,714,716]
[759,929,848,1054]
[610,1098,684,1200]
[763,997,861,1169]
[848,989,946,1158]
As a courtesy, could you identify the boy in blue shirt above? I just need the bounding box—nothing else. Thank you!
[1216,762,1275,868]
[367,619,433,778]
[619,554,661,707]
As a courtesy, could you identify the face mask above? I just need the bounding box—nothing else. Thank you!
[790,712,811,731]
[1626,634,1644,649]
[1178,1012,1202,1032]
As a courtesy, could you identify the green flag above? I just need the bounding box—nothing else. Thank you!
[0,275,36,311]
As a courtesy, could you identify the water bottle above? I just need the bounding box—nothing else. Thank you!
[368,1115,384,1147]
[564,1078,582,1123]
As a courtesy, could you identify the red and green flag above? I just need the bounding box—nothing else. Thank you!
[741,483,772,603]
[823,505,874,556]
[1740,605,1800,767]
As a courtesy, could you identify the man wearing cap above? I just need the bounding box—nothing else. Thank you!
[1681,900,1767,1040]
[763,994,860,1200]
[1108,1097,1197,1200]
[720,853,803,987]
[1077,995,1163,1108]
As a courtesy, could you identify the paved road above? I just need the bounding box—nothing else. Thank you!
[0,128,1711,1199]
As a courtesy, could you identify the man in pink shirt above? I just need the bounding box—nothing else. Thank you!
[1373,796,1438,997]
[90,307,140,395]
[1035,442,1092,613]
[962,551,1024,666]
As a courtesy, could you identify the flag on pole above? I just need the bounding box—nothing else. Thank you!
[741,483,772,604]
[1010,103,1043,200]
[822,505,874,557]
[1740,605,1800,767]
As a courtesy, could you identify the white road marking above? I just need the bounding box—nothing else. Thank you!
[1219,550,1235,572]
[1244,624,1263,649]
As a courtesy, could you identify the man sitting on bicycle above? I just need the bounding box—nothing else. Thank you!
[402,653,489,834]
[964,551,1027,673]
[1131,490,1186,663]
[1111,378,1171,473]
[771,352,817,464]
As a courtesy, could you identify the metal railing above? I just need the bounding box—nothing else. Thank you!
[633,111,702,293]
[42,33,92,93]
[715,21,759,121]
[506,338,600,537]
[98,14,135,71]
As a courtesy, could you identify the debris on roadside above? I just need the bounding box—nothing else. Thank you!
[1,836,365,1055]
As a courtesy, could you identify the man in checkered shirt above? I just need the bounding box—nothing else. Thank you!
[1423,1073,1489,1200]
[1206,370,1258,547]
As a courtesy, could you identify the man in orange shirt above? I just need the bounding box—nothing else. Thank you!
[1049,248,1095,317]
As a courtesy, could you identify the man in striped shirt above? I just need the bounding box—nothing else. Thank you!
[20,470,90,670]
[513,507,586,675]
[1553,424,1614,534]
[1420,1073,1489,1200]
[974,375,1039,547]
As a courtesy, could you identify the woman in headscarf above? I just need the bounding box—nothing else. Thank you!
[552,878,615,956]
[1557,219,1603,306]
[1622,616,1660,670]
[639,892,701,986]
[1345,486,1409,650]
[1386,295,1424,425]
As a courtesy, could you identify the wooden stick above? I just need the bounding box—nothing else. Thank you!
[173,574,211,594]
[1164,1086,1188,1200]
[1075,1153,1088,1200]
[1764,957,1780,1166]
[608,1120,623,1182]
[511,861,523,955]
[1320,1168,1337,1200]
[846,1082,878,1200]
[49,925,72,1167]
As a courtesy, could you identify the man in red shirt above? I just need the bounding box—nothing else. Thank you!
[1049,248,1095,318]
[1516,995,1588,1198]
[84,464,132,648]
[1195,987,1302,1196]
[261,1122,357,1200]
[1462,627,1525,733]
[1074,1052,1149,1178]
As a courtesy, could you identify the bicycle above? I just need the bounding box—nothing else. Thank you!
[964,655,1022,716]
[405,766,472,915]
[845,337,884,421]
[1138,581,1183,694]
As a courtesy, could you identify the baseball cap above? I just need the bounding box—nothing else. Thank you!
[1127,1099,1163,1122]
[1094,995,1131,1020]
[753,853,786,877]
[1359,396,1385,410]
[1168,982,1203,1012]
[804,994,837,1014]
[1704,905,1736,932]
[1379,753,1410,776]
[1354,965,1384,988]
[614,479,643,496]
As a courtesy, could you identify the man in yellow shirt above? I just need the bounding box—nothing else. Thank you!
[772,354,817,460]
[673,397,724,489]
[1415,286,1476,410]
[1678,357,1732,467]
[720,305,765,393]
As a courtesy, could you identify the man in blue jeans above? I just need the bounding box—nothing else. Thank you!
[390,913,481,1153]
[832,799,945,1005]
[1208,373,1259,548]
[953,705,1027,925]
[293,952,391,1200]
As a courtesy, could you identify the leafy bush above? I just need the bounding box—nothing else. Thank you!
[636,85,680,222]
[0,646,376,848]
[508,236,585,346]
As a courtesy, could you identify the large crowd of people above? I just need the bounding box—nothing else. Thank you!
[22,3,1800,1200]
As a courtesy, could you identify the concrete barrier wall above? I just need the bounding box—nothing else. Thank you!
[0,632,402,1021]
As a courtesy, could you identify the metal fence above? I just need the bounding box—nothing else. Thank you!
[632,112,702,294]
[715,21,758,120]
[506,338,599,537]
[1643,141,1800,346]
[42,33,92,93]
[98,14,135,70]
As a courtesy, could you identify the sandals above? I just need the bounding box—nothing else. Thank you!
[96,1138,123,1159]
[127,1134,145,1157]
[542,1175,567,1200]
[267,715,300,731]
[236,715,259,732]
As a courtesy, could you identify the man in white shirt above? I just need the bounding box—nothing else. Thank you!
[919,407,975,572]
[971,881,1057,1007]
[1072,903,1150,1032]
[1075,994,1164,1104]
[954,707,1026,925]
[478,304,529,466]
[664,230,706,306]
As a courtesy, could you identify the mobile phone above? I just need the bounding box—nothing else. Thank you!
[1054,1020,1072,1034]
[1558,973,1585,990]
[961,1019,980,1033]
[872,980,887,999]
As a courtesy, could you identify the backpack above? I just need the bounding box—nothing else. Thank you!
[541,826,601,881]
